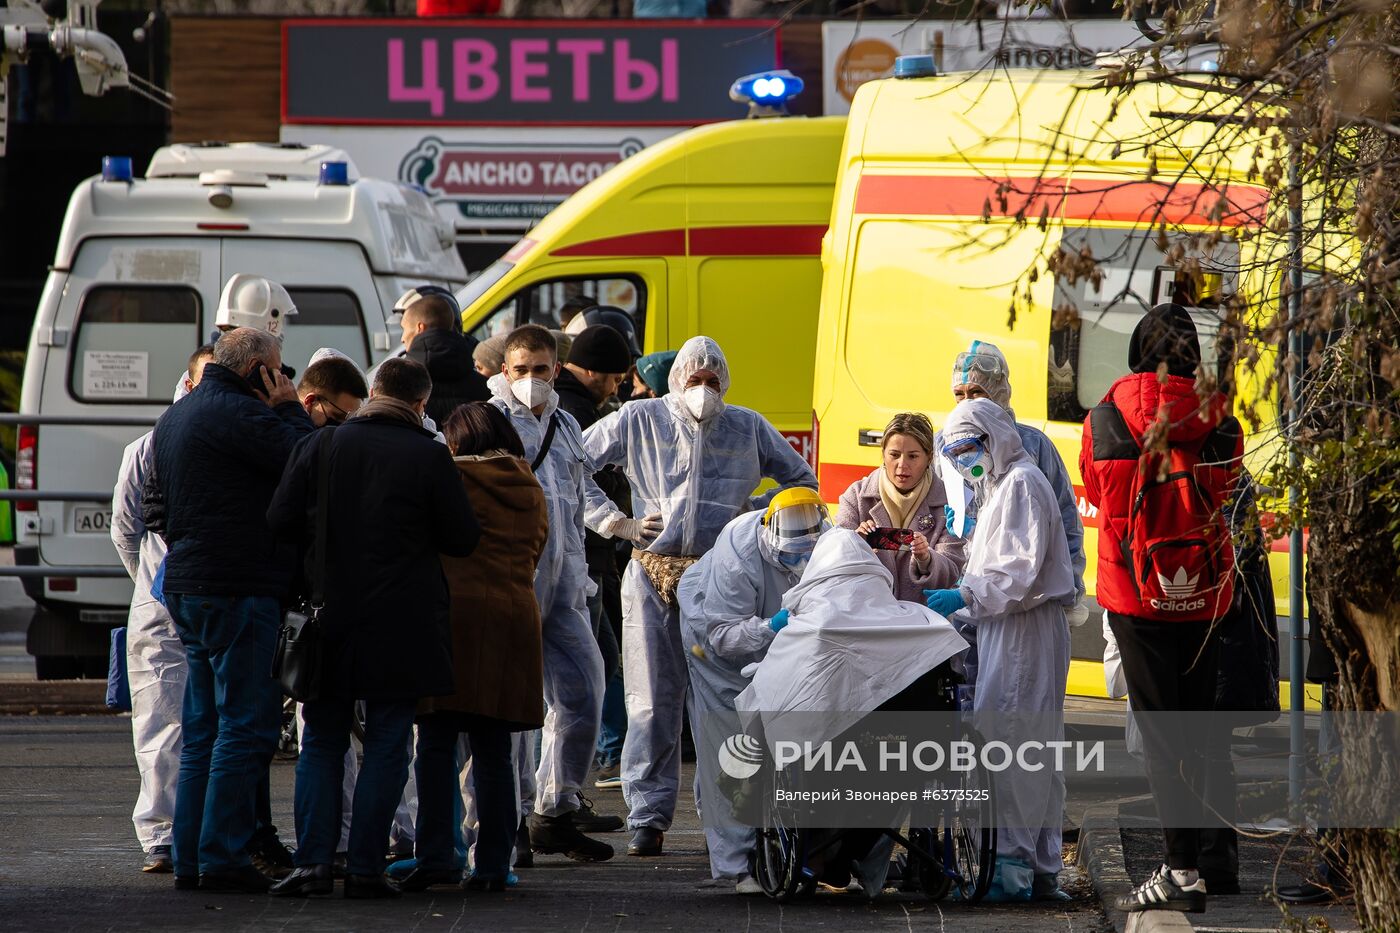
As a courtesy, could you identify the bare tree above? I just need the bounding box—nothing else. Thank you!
[974,0,1399,924]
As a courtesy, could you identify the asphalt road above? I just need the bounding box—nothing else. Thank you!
[0,716,1114,933]
[0,548,37,681]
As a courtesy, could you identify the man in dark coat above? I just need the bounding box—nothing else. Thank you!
[266,357,480,898]
[555,326,633,805]
[402,292,489,425]
[146,327,315,891]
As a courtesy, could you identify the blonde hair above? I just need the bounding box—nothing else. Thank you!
[881,412,936,457]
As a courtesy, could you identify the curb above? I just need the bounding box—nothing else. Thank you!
[1078,801,1193,933]
[0,680,114,715]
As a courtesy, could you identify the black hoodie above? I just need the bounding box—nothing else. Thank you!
[406,328,490,425]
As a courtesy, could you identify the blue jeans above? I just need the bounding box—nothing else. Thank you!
[596,671,627,767]
[296,697,415,876]
[415,714,515,881]
[167,593,282,877]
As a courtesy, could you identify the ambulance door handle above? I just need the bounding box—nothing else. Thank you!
[857,430,882,447]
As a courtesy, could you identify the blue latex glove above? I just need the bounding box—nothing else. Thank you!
[922,588,966,617]
[769,608,791,633]
[944,504,976,538]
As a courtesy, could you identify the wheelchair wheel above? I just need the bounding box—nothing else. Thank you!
[752,825,808,902]
[944,726,996,903]
[905,827,953,900]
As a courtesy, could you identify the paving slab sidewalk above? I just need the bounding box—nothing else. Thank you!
[1079,799,1362,933]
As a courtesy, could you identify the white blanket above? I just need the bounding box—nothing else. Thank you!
[735,528,968,748]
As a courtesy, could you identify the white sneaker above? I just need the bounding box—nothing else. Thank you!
[735,875,764,896]
[1116,864,1207,913]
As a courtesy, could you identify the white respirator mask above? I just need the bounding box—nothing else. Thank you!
[683,385,724,422]
[512,377,554,409]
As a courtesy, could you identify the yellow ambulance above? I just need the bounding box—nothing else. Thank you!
[809,64,1315,704]
[456,112,846,461]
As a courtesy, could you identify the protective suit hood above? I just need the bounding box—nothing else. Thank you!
[782,524,895,609]
[951,340,1013,410]
[942,398,1030,483]
[667,336,731,398]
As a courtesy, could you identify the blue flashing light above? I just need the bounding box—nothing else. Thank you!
[893,55,938,79]
[729,70,805,109]
[101,156,133,183]
[319,161,350,186]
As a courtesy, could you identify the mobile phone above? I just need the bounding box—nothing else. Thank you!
[862,527,915,551]
[246,363,274,396]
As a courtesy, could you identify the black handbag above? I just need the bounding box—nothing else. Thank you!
[272,430,333,702]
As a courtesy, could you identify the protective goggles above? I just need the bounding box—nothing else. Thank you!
[952,350,1007,384]
[942,434,989,471]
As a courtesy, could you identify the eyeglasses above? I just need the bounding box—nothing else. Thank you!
[317,396,351,425]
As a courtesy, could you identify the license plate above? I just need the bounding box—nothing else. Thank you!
[73,506,113,534]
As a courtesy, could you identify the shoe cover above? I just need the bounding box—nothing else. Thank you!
[983,855,1035,902]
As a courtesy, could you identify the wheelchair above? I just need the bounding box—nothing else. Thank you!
[748,663,997,903]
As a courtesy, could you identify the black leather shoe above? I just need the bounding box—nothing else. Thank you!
[397,866,462,892]
[528,812,615,862]
[199,864,273,893]
[627,826,664,857]
[1277,881,1342,905]
[174,875,199,891]
[345,873,402,899]
[573,795,625,833]
[269,865,334,897]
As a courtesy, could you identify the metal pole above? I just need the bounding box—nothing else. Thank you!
[1287,75,1306,826]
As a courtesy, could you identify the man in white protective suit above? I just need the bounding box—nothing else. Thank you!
[679,487,830,894]
[488,324,631,862]
[111,344,215,873]
[922,397,1075,903]
[583,335,817,858]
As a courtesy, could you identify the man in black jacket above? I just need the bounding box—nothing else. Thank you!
[401,292,488,425]
[147,327,315,892]
[267,357,480,899]
[555,326,633,806]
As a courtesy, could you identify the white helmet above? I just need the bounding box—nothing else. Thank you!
[216,274,297,340]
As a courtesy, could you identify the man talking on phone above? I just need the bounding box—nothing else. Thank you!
[147,326,315,892]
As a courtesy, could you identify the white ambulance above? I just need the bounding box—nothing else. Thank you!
[13,142,467,677]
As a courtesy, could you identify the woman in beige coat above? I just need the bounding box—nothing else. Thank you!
[402,402,548,894]
[834,412,967,603]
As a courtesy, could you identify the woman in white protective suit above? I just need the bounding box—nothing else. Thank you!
[583,336,817,857]
[922,397,1075,902]
[678,488,829,895]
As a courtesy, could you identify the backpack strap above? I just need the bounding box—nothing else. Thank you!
[1089,401,1140,461]
[530,413,561,473]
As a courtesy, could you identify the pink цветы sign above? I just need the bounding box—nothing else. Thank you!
[283,20,782,126]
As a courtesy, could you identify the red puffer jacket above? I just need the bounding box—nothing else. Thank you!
[1080,372,1243,621]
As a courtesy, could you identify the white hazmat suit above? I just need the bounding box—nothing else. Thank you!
[111,432,184,854]
[942,397,1074,889]
[679,510,799,879]
[583,336,816,833]
[489,373,610,817]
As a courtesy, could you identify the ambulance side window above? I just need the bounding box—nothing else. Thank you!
[68,285,202,404]
[472,274,645,340]
[1047,228,1237,422]
[282,288,371,371]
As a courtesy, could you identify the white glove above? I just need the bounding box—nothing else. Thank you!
[1065,598,1091,628]
[605,513,664,546]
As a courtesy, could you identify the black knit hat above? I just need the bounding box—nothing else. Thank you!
[1129,303,1201,378]
[567,325,630,375]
